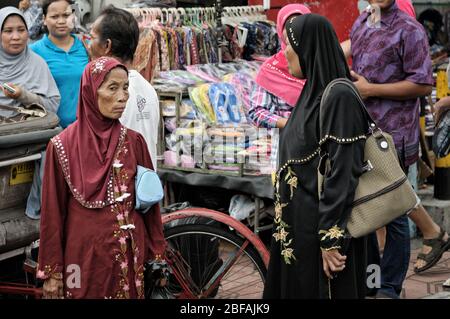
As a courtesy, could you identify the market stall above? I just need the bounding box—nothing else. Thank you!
[153,62,278,234]
[123,4,280,233]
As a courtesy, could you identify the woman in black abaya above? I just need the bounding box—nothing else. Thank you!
[263,14,369,299]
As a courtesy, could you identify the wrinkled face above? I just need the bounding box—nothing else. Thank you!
[97,67,129,120]
[88,16,110,60]
[284,42,303,79]
[44,0,74,39]
[1,15,28,55]
[369,0,395,10]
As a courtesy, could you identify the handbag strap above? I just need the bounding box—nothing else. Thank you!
[319,78,377,141]
[0,103,47,118]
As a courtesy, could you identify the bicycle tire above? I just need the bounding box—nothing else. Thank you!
[163,223,266,299]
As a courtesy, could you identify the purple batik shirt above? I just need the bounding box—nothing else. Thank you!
[350,3,433,167]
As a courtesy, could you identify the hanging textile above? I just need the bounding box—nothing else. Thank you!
[127,6,277,82]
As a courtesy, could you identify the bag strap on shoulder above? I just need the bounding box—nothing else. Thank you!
[319,78,377,140]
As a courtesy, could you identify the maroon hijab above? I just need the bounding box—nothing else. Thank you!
[54,57,128,208]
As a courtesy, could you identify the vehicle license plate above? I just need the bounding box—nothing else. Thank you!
[10,162,34,186]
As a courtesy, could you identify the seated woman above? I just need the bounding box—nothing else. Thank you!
[264,14,368,299]
[37,57,166,299]
[31,0,89,129]
[1,7,60,221]
[0,6,60,119]
[249,4,310,129]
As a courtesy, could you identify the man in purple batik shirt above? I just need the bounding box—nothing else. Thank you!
[350,0,434,299]
[351,1,433,166]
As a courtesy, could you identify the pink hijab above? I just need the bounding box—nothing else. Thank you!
[255,4,310,107]
[396,0,416,18]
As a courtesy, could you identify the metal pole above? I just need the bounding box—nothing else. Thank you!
[215,0,223,64]
[0,154,41,168]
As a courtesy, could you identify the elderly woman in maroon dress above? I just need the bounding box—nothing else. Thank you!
[37,57,166,299]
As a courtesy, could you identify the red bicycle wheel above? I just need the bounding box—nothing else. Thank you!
[160,223,266,299]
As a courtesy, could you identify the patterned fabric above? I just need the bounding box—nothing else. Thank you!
[160,30,170,71]
[38,131,166,299]
[229,71,257,115]
[254,21,278,56]
[248,84,293,128]
[133,28,154,73]
[144,29,160,83]
[133,22,273,82]
[350,3,433,166]
[23,0,43,40]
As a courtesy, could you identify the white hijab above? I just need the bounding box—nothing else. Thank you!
[0,7,59,116]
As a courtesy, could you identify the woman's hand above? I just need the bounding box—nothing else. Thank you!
[156,276,168,287]
[321,249,347,279]
[1,83,22,100]
[42,277,64,299]
[276,118,288,128]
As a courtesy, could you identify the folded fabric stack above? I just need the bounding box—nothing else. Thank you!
[162,99,196,118]
[241,137,274,174]
[225,71,258,115]
[189,84,217,124]
[185,61,261,82]
[156,60,280,175]
[153,70,206,92]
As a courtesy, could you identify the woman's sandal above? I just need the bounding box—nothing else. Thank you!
[444,278,450,291]
[414,228,450,274]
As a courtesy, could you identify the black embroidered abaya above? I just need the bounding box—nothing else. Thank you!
[263,14,369,299]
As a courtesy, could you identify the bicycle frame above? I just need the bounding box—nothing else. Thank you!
[0,282,42,299]
[162,207,270,268]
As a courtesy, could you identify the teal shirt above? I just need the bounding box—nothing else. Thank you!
[31,34,89,128]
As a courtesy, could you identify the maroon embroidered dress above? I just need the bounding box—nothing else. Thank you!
[36,58,166,299]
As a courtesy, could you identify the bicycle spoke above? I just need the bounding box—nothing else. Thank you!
[164,226,266,299]
[202,240,249,296]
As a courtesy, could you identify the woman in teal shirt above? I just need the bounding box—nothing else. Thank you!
[31,0,88,128]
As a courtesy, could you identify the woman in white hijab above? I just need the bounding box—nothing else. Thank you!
[0,6,60,119]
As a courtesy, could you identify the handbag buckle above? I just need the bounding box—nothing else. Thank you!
[363,160,374,172]
[369,123,384,137]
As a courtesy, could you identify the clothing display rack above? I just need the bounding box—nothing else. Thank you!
[125,5,266,30]
[126,4,270,79]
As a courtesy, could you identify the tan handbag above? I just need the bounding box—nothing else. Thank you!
[318,79,419,238]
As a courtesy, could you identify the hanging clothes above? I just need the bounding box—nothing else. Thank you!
[129,6,276,84]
